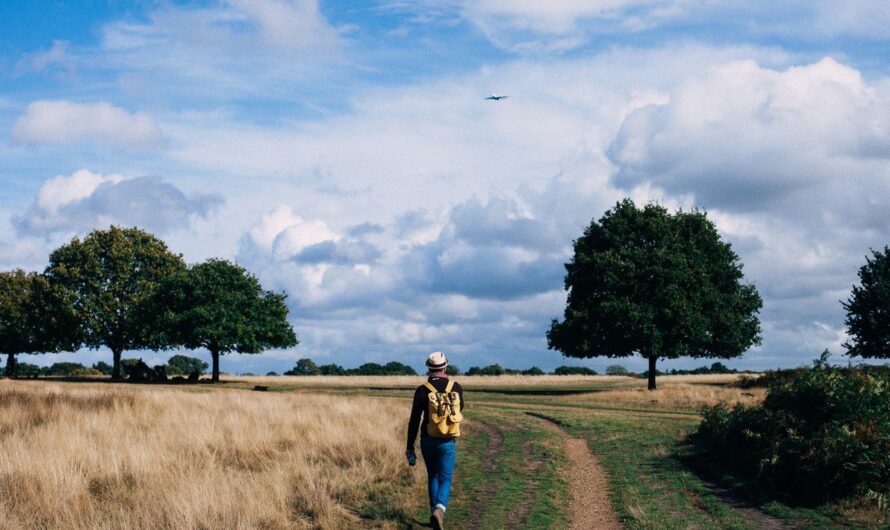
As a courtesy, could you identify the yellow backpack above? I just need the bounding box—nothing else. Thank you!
[424,380,463,438]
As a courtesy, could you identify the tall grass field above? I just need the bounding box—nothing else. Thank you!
[0,380,421,529]
[1,372,886,529]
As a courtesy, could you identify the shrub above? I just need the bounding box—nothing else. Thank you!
[46,362,86,376]
[553,365,597,376]
[445,365,461,376]
[691,352,890,504]
[69,367,103,377]
[606,364,629,376]
[167,355,208,375]
[522,366,545,376]
[121,358,141,377]
[92,361,114,375]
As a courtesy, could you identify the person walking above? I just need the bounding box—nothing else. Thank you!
[406,351,464,530]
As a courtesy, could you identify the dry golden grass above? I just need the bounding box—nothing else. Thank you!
[232,374,762,411]
[231,374,629,389]
[565,380,766,411]
[0,380,422,530]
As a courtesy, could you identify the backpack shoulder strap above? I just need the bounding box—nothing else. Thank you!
[445,380,455,392]
[423,382,437,393]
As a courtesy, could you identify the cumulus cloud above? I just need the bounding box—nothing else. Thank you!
[608,58,890,211]
[603,57,890,367]
[12,100,162,148]
[13,169,221,237]
[400,197,567,299]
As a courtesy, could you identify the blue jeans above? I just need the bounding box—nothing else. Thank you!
[420,436,456,512]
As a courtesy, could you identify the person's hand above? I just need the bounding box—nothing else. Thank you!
[406,449,416,466]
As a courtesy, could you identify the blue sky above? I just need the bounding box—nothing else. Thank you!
[3,0,890,374]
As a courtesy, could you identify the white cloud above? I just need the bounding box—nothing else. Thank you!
[14,40,74,75]
[33,168,126,212]
[609,58,890,210]
[401,1,890,53]
[13,169,220,237]
[12,100,162,148]
[95,0,343,101]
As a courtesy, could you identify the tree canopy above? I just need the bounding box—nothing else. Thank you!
[45,226,186,379]
[156,259,297,382]
[843,246,890,359]
[0,269,76,377]
[547,199,762,389]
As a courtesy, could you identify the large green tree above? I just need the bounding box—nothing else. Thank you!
[0,270,77,377]
[156,259,297,382]
[547,199,762,390]
[45,226,186,379]
[843,246,890,359]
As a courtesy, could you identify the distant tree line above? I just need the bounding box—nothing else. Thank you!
[639,361,755,378]
[12,354,210,380]
[280,359,614,377]
[0,226,296,382]
[282,358,418,376]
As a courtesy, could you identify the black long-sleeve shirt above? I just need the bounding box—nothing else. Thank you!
[406,375,465,451]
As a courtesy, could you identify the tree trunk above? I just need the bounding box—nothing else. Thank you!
[111,348,123,380]
[5,353,16,378]
[647,356,657,391]
[211,349,220,383]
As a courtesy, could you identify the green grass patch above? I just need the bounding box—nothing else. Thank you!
[417,407,569,529]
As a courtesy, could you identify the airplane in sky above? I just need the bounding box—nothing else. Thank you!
[485,94,509,100]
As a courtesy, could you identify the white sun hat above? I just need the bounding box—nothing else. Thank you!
[426,351,448,372]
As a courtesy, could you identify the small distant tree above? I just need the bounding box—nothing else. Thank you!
[467,364,506,376]
[445,365,461,376]
[46,362,86,376]
[155,259,297,382]
[522,366,545,376]
[350,363,385,375]
[16,362,43,378]
[167,354,209,375]
[844,246,890,359]
[553,365,597,376]
[318,363,346,375]
[92,361,114,375]
[606,364,629,376]
[286,358,320,376]
[384,361,416,375]
[0,270,76,378]
[46,226,186,379]
[266,371,279,376]
[548,200,762,390]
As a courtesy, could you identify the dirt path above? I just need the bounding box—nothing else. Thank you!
[464,420,504,530]
[529,414,623,530]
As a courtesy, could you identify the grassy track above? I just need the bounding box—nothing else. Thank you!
[410,406,569,529]
[16,376,884,529]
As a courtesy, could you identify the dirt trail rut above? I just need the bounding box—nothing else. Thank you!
[530,414,623,530]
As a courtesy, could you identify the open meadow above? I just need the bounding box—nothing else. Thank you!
[0,374,885,529]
